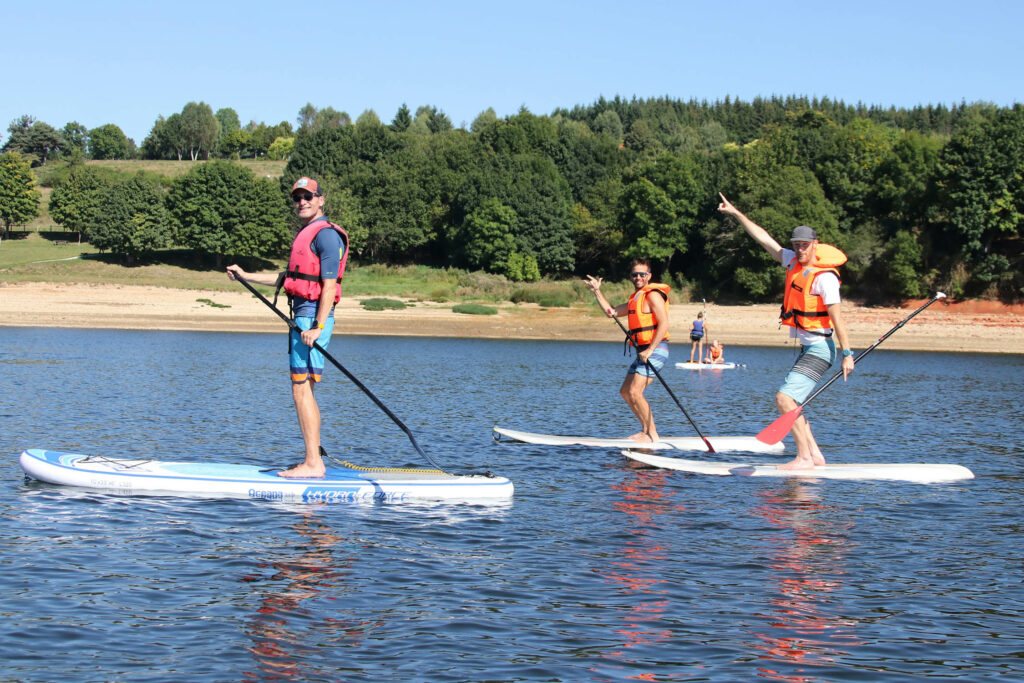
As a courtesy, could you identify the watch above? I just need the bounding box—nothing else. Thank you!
[842,349,854,357]
[315,322,325,330]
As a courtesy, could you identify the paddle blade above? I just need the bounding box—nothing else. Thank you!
[756,406,803,444]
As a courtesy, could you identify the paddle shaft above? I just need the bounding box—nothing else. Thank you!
[756,292,946,444]
[611,315,716,453]
[232,272,444,471]
[797,292,946,410]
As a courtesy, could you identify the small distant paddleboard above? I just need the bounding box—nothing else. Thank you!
[20,449,513,502]
[675,361,743,370]
[493,426,783,454]
[621,450,974,484]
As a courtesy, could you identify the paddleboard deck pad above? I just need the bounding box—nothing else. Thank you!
[675,361,743,370]
[493,426,783,454]
[622,450,974,483]
[20,449,513,502]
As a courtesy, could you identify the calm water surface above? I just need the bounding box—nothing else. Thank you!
[2,327,1023,681]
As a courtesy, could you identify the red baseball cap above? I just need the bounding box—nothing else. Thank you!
[291,177,321,195]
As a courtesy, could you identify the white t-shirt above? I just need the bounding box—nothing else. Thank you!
[779,248,840,345]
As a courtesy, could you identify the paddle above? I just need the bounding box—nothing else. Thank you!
[610,315,716,453]
[231,272,445,471]
[755,292,947,444]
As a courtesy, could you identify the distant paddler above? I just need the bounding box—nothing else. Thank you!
[717,193,854,470]
[584,260,671,443]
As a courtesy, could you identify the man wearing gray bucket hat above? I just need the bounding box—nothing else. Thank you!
[717,193,854,470]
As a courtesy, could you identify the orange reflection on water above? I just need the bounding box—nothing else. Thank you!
[597,466,689,679]
[750,482,863,681]
[241,510,378,681]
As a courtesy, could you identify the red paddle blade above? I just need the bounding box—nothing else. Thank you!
[756,406,803,444]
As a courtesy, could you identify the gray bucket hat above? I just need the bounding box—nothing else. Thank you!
[790,225,817,242]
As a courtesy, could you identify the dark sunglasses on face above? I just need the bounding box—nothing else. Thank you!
[630,271,650,278]
[292,192,318,202]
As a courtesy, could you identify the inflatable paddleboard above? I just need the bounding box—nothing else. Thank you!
[493,426,783,454]
[19,449,513,502]
[675,361,743,370]
[622,450,974,484]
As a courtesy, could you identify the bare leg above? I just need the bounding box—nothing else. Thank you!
[280,379,326,478]
[620,373,658,441]
[775,391,826,469]
[690,341,697,362]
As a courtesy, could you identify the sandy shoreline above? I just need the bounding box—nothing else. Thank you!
[1,282,1022,354]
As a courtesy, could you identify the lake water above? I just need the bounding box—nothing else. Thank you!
[2,327,1023,681]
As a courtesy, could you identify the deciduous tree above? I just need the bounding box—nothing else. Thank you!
[0,151,40,236]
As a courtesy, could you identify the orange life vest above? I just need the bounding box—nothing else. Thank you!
[780,243,846,336]
[627,283,671,348]
[709,345,723,360]
[282,217,349,304]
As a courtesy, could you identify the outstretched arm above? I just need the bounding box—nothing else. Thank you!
[717,193,784,263]
[226,264,280,287]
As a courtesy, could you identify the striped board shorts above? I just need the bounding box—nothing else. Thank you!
[778,339,836,403]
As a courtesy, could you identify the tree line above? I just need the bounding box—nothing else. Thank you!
[1,96,1020,301]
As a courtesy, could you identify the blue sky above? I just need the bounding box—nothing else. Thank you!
[3,1,1021,145]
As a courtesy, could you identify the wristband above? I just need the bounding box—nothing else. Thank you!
[842,349,853,357]
[316,322,325,330]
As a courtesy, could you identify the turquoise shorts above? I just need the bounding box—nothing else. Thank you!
[628,342,669,378]
[778,339,836,403]
[289,316,335,384]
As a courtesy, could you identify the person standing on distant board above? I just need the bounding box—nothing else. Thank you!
[717,192,854,469]
[584,260,671,443]
[689,311,706,362]
[227,177,348,479]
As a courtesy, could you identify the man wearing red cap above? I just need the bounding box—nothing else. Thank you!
[227,177,348,478]
[717,193,854,470]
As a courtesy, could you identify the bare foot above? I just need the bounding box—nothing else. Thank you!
[776,457,817,471]
[278,464,326,479]
[628,432,654,442]
[811,453,827,466]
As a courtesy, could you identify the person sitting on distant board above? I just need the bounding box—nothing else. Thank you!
[584,260,671,443]
[689,311,706,362]
[705,340,725,364]
[227,177,348,479]
[717,192,854,470]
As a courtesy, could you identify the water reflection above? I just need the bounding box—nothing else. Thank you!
[750,482,862,681]
[241,510,373,681]
[600,464,686,677]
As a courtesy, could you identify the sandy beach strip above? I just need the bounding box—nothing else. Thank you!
[1,282,1021,354]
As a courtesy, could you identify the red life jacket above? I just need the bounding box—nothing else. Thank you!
[627,283,671,348]
[282,218,349,303]
[780,243,846,336]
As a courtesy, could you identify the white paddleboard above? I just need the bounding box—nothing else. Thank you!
[20,449,513,502]
[493,426,783,454]
[622,450,975,484]
[675,361,743,370]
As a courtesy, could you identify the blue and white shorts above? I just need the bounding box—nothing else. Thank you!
[778,339,836,403]
[289,316,336,384]
[628,342,669,378]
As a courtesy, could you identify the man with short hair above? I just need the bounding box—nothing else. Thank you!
[584,260,671,442]
[227,177,348,478]
[717,193,854,469]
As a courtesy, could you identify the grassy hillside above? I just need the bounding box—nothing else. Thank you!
[0,232,634,308]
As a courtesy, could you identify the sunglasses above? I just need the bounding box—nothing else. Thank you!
[292,192,319,202]
[630,271,651,278]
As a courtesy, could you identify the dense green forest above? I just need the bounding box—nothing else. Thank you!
[1,96,1021,302]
